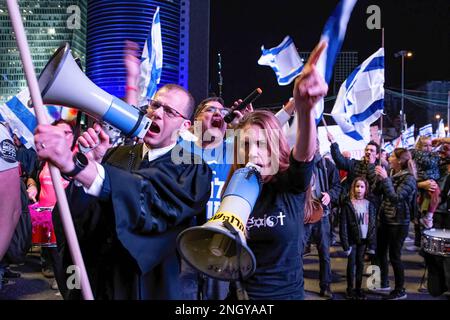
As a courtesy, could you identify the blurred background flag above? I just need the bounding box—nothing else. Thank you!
[331,48,385,142]
[436,119,446,138]
[0,89,77,150]
[383,141,394,154]
[419,123,433,137]
[257,35,304,86]
[392,135,404,149]
[402,124,415,148]
[138,6,163,106]
[315,0,357,123]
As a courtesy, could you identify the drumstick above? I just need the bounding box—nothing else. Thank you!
[6,0,93,300]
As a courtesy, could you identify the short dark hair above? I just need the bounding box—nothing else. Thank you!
[193,96,225,120]
[366,140,380,153]
[158,84,196,120]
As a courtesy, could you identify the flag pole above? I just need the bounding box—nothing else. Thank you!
[6,0,93,300]
[379,27,385,165]
[321,116,330,134]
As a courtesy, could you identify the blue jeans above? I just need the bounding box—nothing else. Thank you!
[304,215,332,290]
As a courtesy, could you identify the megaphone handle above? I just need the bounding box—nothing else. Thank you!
[78,128,101,154]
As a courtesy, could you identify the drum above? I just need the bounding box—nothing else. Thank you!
[29,203,57,247]
[422,229,450,257]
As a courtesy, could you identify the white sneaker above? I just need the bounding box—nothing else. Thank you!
[404,236,414,244]
[406,245,420,252]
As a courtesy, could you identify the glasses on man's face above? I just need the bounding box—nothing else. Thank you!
[147,100,188,119]
[201,106,230,117]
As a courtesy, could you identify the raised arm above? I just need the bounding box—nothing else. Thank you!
[292,41,328,163]
[327,132,354,172]
[124,40,140,106]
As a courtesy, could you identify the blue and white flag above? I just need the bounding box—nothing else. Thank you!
[402,124,415,148]
[315,0,357,123]
[392,136,404,149]
[258,36,304,86]
[383,141,394,154]
[331,48,385,142]
[0,89,46,150]
[419,124,433,137]
[138,7,163,106]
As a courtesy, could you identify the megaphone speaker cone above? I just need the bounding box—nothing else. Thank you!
[177,224,256,281]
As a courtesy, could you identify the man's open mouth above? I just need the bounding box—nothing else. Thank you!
[149,122,161,134]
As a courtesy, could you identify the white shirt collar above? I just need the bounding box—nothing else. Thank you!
[142,142,176,162]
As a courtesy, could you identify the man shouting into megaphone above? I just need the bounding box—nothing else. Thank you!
[34,82,212,300]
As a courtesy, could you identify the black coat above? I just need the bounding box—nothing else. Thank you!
[339,198,377,252]
[52,142,211,300]
[379,170,417,226]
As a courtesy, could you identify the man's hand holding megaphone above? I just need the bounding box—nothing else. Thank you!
[78,123,111,163]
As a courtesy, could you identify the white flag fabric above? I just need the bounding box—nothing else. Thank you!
[0,89,75,150]
[402,124,415,148]
[331,48,385,142]
[383,141,394,154]
[436,119,446,138]
[138,7,163,106]
[258,36,303,86]
[419,124,433,137]
[392,136,404,149]
[315,0,357,124]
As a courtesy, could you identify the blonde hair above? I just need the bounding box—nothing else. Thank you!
[415,136,431,151]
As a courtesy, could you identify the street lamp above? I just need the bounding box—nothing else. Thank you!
[394,50,413,133]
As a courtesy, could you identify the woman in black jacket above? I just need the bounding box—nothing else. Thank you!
[340,176,377,300]
[375,148,417,300]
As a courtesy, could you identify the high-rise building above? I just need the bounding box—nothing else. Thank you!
[0,0,87,102]
[86,0,190,100]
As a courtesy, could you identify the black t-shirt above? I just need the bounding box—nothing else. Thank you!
[244,154,313,300]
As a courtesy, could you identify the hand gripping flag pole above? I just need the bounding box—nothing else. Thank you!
[6,0,93,300]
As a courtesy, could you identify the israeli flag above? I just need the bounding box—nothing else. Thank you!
[383,141,394,154]
[0,90,45,149]
[0,89,72,150]
[419,124,433,137]
[315,0,357,123]
[331,48,385,142]
[138,7,163,106]
[392,136,404,149]
[402,124,415,148]
[258,36,304,86]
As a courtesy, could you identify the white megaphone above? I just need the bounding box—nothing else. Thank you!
[177,163,262,281]
[38,43,151,139]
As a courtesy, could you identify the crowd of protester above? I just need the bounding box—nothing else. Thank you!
[1,40,449,300]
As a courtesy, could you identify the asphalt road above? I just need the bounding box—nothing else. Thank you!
[0,228,448,301]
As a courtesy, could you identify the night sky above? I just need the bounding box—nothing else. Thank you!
[209,0,450,109]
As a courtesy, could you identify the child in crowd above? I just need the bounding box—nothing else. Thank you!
[340,177,377,300]
[413,136,441,229]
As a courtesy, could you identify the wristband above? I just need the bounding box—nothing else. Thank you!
[126,85,138,92]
